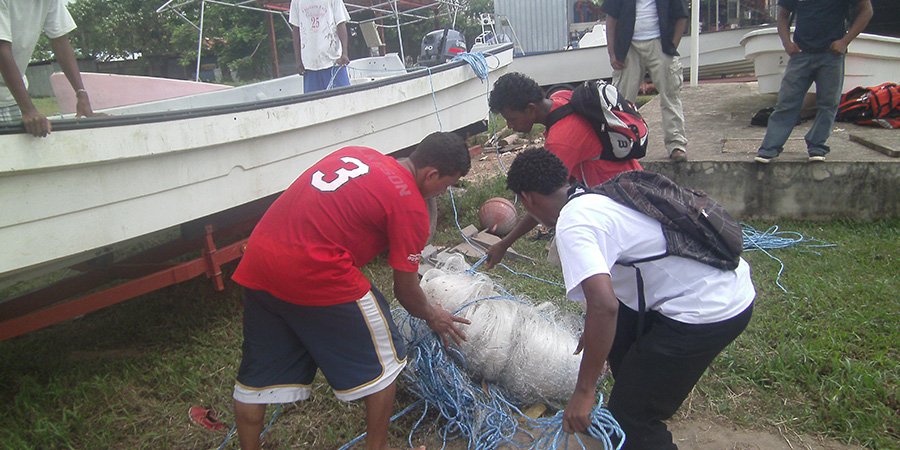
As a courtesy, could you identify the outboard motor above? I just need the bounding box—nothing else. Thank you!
[417,29,466,67]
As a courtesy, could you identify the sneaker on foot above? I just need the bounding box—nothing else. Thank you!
[669,149,687,162]
[754,154,777,164]
[808,155,826,162]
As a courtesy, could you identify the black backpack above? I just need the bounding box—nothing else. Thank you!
[572,170,743,270]
[545,80,650,161]
[569,171,744,336]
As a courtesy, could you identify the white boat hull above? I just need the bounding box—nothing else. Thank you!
[741,28,900,94]
[508,26,766,89]
[0,46,514,284]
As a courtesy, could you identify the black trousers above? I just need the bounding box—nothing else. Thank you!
[606,302,753,450]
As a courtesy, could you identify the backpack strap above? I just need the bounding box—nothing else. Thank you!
[544,104,574,131]
[567,184,671,346]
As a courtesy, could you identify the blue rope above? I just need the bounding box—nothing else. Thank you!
[337,400,425,450]
[740,223,835,292]
[451,52,490,80]
[424,66,444,131]
[419,52,492,133]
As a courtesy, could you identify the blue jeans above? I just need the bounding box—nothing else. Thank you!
[758,52,845,158]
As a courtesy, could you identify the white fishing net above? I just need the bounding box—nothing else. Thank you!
[414,254,583,406]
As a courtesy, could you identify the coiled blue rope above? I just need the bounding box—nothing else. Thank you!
[741,223,835,292]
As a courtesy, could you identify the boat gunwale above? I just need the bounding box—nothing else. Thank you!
[0,44,513,136]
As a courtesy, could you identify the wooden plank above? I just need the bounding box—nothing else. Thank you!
[849,133,900,157]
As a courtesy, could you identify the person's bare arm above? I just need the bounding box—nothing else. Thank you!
[830,0,873,55]
[484,214,538,269]
[393,270,469,347]
[562,273,619,433]
[0,41,50,137]
[335,21,349,65]
[606,16,624,70]
[291,25,305,75]
[777,6,800,55]
[50,36,93,117]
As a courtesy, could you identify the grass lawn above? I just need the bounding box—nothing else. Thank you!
[30,97,60,117]
[0,173,896,449]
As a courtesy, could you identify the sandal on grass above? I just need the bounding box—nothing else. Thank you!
[189,405,228,431]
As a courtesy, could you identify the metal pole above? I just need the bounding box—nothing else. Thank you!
[691,0,700,86]
[715,0,720,30]
[267,13,280,78]
[391,0,405,66]
[195,0,206,82]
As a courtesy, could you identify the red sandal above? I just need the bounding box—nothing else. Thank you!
[189,405,228,432]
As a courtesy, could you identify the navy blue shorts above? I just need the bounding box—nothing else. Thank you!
[233,286,407,403]
[303,66,350,93]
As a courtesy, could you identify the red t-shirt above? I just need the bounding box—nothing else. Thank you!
[545,90,643,187]
[232,147,428,306]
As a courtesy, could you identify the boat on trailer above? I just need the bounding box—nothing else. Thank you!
[0,43,514,339]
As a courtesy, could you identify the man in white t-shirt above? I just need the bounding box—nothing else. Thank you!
[0,0,95,137]
[289,0,351,93]
[602,0,689,162]
[504,148,755,450]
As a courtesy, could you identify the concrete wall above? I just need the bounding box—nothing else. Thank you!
[644,161,899,220]
[24,60,95,97]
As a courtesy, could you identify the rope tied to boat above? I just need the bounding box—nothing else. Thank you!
[451,52,490,80]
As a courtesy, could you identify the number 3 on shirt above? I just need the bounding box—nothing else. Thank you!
[311,157,370,192]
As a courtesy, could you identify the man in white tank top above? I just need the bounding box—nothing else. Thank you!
[0,0,96,137]
[602,0,689,162]
[289,0,351,93]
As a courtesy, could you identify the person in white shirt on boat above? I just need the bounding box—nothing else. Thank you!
[289,0,351,93]
[0,0,95,137]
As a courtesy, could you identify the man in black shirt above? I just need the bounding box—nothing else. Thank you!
[754,0,873,164]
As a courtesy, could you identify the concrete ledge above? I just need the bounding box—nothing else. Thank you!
[645,161,899,220]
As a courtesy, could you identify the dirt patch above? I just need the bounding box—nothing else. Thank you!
[414,417,861,450]
[668,417,862,450]
[465,140,537,185]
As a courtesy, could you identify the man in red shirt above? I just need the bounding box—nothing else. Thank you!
[484,72,642,268]
[231,132,471,450]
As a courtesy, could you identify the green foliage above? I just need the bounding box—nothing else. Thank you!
[63,0,289,80]
[67,0,182,61]
[30,97,60,117]
[698,219,899,449]
[167,3,289,80]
